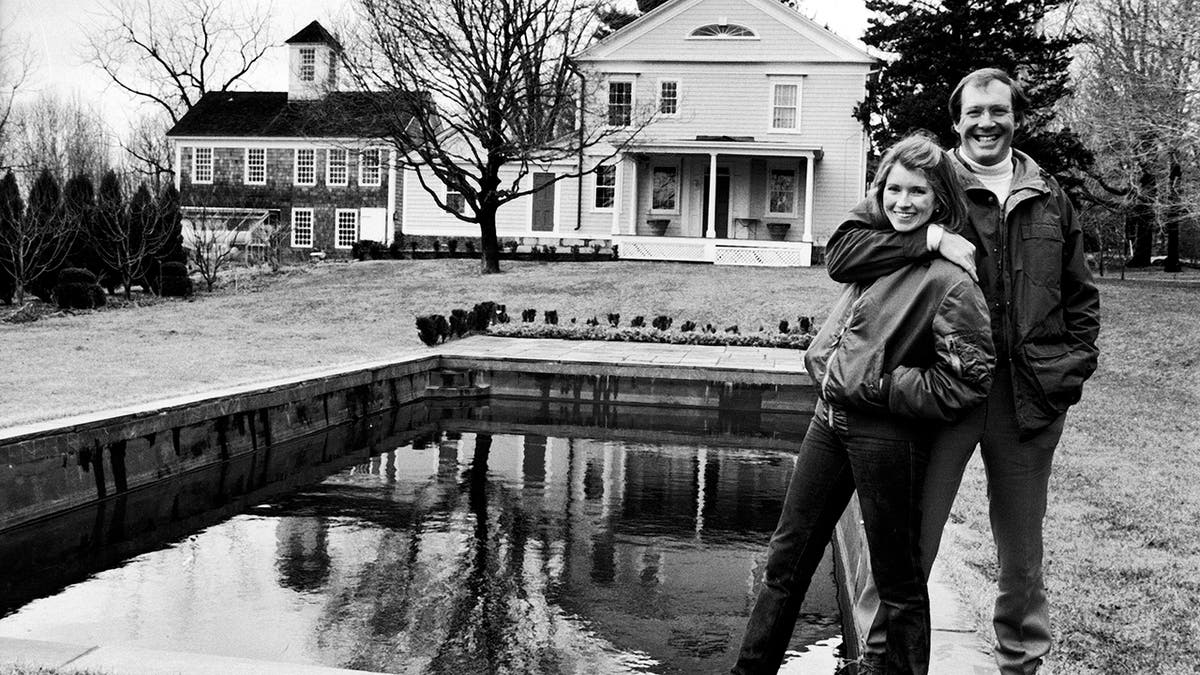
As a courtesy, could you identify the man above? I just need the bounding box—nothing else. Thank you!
[825,68,1100,674]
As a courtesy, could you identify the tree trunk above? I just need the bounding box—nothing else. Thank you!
[1127,166,1155,267]
[477,203,502,275]
[1164,156,1181,273]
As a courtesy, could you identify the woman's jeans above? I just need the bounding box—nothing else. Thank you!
[733,401,931,675]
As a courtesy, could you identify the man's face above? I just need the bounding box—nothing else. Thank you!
[953,80,1018,166]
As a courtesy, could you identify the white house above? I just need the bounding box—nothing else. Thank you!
[400,0,877,266]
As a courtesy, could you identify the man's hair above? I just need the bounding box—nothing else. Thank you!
[947,68,1029,124]
[868,131,969,234]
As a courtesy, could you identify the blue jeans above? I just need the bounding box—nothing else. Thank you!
[733,401,931,675]
[859,363,1065,674]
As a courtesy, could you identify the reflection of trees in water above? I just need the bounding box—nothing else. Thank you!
[275,516,331,592]
[300,432,569,673]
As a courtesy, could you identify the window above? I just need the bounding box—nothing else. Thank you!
[299,47,316,82]
[192,147,213,184]
[244,148,265,185]
[659,81,678,116]
[295,148,316,185]
[690,23,756,38]
[327,148,348,186]
[651,166,678,211]
[608,81,632,127]
[768,169,797,215]
[446,189,466,214]
[594,165,616,210]
[335,209,359,248]
[291,208,314,247]
[359,148,382,186]
[771,82,800,130]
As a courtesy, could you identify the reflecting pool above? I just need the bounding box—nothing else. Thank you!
[0,425,841,673]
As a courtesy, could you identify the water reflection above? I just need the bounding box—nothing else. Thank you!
[0,430,840,674]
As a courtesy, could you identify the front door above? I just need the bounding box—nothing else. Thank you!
[531,173,555,232]
[702,169,731,238]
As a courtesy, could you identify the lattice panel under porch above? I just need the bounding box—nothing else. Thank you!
[714,246,810,267]
[619,240,710,262]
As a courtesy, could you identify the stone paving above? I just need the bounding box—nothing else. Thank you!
[0,336,993,674]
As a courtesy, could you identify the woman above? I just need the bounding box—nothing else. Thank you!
[732,133,995,675]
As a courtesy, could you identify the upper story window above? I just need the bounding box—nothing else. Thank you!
[690,23,756,38]
[771,81,802,131]
[359,148,382,187]
[294,148,316,185]
[244,148,265,185]
[192,147,213,184]
[594,165,616,210]
[299,47,316,82]
[658,80,679,116]
[446,188,466,214]
[768,168,798,215]
[608,80,633,127]
[327,148,348,186]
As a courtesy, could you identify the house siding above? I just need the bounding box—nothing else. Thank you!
[177,144,398,254]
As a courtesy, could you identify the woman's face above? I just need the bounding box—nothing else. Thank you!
[882,164,937,233]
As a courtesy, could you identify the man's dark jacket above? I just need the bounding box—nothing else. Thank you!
[824,149,1100,434]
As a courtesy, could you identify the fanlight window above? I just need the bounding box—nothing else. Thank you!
[690,24,755,38]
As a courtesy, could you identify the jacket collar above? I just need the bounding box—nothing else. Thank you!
[949,147,1050,212]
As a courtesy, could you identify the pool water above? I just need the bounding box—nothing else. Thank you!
[0,426,842,673]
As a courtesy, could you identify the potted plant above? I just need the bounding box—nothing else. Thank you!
[766,222,791,240]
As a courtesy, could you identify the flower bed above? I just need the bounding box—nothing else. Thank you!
[487,322,813,349]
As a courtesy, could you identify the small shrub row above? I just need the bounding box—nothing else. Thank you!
[487,323,815,350]
[415,300,511,347]
[53,268,107,310]
[511,309,814,336]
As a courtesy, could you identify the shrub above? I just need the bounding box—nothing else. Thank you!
[54,268,104,310]
[351,239,378,261]
[680,320,697,332]
[466,240,476,254]
[487,322,814,350]
[797,316,814,333]
[521,308,536,323]
[389,240,405,259]
[505,239,519,254]
[410,241,419,256]
[607,313,620,327]
[779,320,790,334]
[586,316,600,326]
[447,239,459,255]
[449,308,471,337]
[544,310,558,325]
[495,304,510,323]
[432,239,442,253]
[416,314,450,346]
[651,315,672,331]
[630,315,645,328]
[725,325,740,334]
[472,301,498,331]
[159,261,193,298]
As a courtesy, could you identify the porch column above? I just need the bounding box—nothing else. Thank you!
[386,149,397,244]
[626,156,639,235]
[802,155,815,243]
[706,152,718,238]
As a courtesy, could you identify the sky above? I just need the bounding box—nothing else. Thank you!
[1,0,871,143]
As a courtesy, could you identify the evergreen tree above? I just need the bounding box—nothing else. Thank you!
[856,0,1092,191]
[63,174,101,274]
[156,183,186,265]
[0,172,23,304]
[22,169,69,301]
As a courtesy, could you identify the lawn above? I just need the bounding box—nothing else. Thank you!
[2,259,1197,673]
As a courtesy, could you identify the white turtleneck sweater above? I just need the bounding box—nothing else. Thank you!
[958,149,1015,205]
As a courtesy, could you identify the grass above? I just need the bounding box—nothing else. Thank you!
[2,258,1197,673]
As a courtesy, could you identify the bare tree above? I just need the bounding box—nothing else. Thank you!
[6,93,113,182]
[0,169,76,304]
[92,171,173,299]
[83,0,273,126]
[1068,0,1200,271]
[184,205,243,292]
[0,18,34,170]
[341,0,655,274]
[123,111,175,188]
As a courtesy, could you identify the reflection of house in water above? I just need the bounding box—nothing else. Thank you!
[264,430,838,672]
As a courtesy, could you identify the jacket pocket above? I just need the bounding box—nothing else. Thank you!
[1022,341,1080,414]
[1021,221,1063,288]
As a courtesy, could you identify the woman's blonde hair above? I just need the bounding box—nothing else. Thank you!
[867,131,968,233]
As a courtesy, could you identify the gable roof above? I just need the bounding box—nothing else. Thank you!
[285,20,343,51]
[165,90,424,139]
[575,0,875,64]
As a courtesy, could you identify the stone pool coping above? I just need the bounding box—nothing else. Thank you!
[0,336,992,674]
